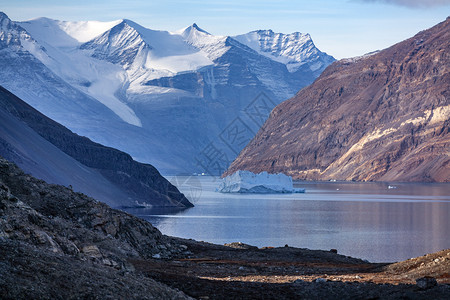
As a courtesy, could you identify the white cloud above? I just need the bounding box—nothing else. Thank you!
[359,0,450,8]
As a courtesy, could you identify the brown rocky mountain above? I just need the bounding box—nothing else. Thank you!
[226,18,450,182]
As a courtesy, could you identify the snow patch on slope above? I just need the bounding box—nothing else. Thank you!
[177,23,230,62]
[340,50,380,63]
[58,19,122,43]
[20,17,121,45]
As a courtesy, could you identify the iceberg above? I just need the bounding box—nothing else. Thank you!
[217,170,305,194]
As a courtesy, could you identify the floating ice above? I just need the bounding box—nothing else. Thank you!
[217,170,305,194]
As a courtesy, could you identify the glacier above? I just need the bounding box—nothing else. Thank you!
[0,12,335,175]
[217,170,305,193]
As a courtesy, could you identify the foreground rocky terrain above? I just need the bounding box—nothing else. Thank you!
[0,157,192,299]
[1,157,449,299]
[226,17,449,182]
[135,242,450,299]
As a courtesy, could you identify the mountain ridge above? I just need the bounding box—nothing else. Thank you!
[0,86,192,208]
[234,29,334,74]
[0,11,334,174]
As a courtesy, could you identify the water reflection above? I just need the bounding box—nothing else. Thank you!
[125,177,450,262]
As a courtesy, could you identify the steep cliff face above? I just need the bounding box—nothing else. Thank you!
[226,18,450,182]
[0,86,192,207]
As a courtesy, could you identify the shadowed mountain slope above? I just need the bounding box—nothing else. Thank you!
[0,86,192,208]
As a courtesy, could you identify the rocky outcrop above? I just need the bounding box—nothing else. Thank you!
[0,86,193,207]
[226,18,450,182]
[0,156,191,299]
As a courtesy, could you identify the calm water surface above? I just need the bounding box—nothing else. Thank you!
[126,176,450,263]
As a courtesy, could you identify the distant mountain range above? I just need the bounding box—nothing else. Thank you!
[226,18,450,182]
[0,12,334,174]
[0,86,192,208]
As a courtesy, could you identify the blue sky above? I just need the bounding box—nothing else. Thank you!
[2,0,449,58]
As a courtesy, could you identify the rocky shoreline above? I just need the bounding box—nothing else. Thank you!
[1,157,449,299]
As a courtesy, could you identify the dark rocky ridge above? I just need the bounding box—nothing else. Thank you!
[0,156,191,299]
[226,18,450,182]
[0,86,192,207]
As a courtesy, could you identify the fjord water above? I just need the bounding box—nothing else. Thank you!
[128,176,450,263]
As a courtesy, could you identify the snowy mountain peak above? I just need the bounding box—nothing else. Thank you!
[80,20,150,67]
[234,30,334,73]
[0,12,34,49]
[81,19,214,75]
[176,23,228,61]
[178,23,213,44]
[121,19,146,33]
[191,23,209,34]
[257,29,311,39]
[0,11,9,22]
[176,23,210,36]
[0,11,14,35]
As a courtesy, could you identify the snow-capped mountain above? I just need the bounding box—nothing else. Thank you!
[234,30,334,74]
[0,12,334,174]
